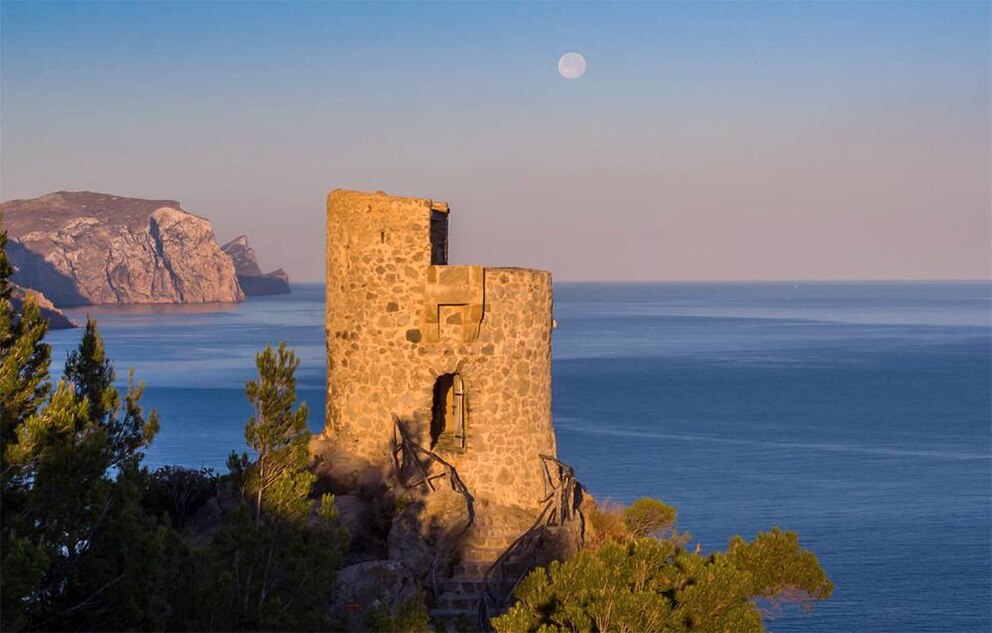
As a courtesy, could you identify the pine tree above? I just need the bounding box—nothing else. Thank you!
[2,380,108,628]
[244,341,313,524]
[3,366,161,629]
[182,495,344,631]
[1,215,164,629]
[0,212,51,457]
[64,318,159,468]
[65,317,117,423]
[3,375,163,630]
[167,342,345,631]
[52,464,170,631]
[0,212,55,630]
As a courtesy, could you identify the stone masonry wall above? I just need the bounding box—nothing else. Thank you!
[323,189,556,511]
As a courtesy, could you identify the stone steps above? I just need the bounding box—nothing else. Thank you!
[464,523,527,543]
[460,547,507,563]
[434,577,473,596]
[462,525,532,549]
[471,514,531,527]
[465,525,530,538]
[429,510,540,628]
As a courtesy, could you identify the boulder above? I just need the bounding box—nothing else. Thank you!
[330,560,418,631]
[3,191,244,307]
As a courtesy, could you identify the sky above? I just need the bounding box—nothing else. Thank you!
[2,1,989,282]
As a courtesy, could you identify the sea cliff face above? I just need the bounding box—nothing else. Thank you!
[221,235,291,296]
[3,192,244,307]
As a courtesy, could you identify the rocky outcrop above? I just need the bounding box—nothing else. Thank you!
[2,191,243,307]
[10,283,76,329]
[330,560,418,631]
[221,235,290,296]
[387,504,435,575]
[238,269,290,296]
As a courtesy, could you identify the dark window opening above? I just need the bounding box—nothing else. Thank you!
[430,210,448,265]
[431,373,465,450]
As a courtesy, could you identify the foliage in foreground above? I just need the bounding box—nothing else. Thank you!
[492,498,832,633]
[238,341,316,525]
[367,588,433,633]
[164,496,344,632]
[1,222,163,630]
[173,343,347,632]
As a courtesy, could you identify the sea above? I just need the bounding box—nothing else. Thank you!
[47,281,991,633]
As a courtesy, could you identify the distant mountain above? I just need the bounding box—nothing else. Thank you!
[221,235,291,296]
[2,191,244,307]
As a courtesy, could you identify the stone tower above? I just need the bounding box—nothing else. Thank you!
[322,189,557,511]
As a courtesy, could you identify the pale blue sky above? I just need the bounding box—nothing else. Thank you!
[2,1,989,280]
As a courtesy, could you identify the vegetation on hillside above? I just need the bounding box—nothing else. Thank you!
[494,498,832,632]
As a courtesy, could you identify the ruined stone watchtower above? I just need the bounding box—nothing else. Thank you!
[321,189,557,511]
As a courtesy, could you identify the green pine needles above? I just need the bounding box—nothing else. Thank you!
[210,342,346,631]
[243,342,314,525]
[0,212,51,454]
[64,317,160,469]
[492,500,833,633]
[1,214,165,630]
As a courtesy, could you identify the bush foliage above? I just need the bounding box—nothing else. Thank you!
[143,466,219,529]
[624,497,677,538]
[492,499,832,633]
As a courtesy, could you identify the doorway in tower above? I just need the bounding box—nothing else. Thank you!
[431,373,465,451]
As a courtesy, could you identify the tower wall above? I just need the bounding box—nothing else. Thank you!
[324,189,556,510]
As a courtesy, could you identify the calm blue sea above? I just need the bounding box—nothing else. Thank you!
[47,282,992,632]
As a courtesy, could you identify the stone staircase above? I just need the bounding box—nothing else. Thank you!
[430,509,538,626]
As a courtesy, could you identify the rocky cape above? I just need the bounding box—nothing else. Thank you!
[221,235,290,296]
[2,191,289,307]
[10,283,76,329]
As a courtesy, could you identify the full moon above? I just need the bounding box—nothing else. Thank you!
[557,52,586,80]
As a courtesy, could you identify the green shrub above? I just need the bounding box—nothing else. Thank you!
[144,466,218,529]
[587,500,629,546]
[623,497,677,538]
[367,589,432,633]
[492,528,832,633]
